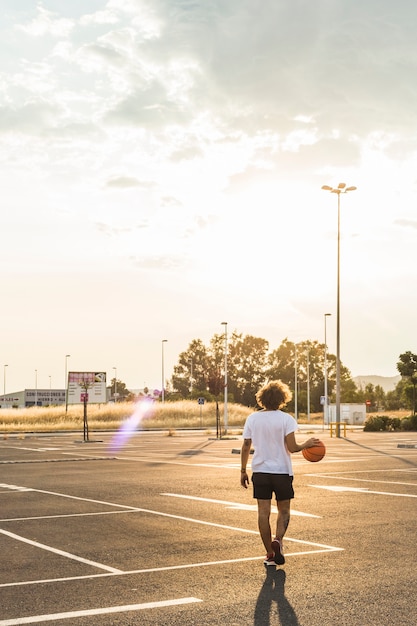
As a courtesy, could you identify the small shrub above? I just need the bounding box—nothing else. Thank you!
[389,418,401,431]
[365,414,417,432]
[409,414,417,430]
[364,416,390,431]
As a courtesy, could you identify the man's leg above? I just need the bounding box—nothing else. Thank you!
[271,499,291,565]
[276,499,291,540]
[257,498,272,554]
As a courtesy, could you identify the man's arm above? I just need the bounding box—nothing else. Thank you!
[285,432,320,453]
[240,438,252,488]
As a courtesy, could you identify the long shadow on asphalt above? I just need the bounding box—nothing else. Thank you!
[254,569,300,626]
[343,437,417,468]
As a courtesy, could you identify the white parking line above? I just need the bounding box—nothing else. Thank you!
[0,483,342,592]
[161,493,321,517]
[0,547,343,590]
[0,529,122,573]
[310,485,417,497]
[0,597,202,625]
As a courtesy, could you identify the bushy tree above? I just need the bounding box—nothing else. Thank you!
[107,377,131,401]
[397,351,417,415]
[170,333,359,411]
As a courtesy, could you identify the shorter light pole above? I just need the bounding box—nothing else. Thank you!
[49,375,52,406]
[324,313,332,426]
[189,358,193,395]
[113,367,117,402]
[35,369,38,407]
[161,340,167,402]
[221,322,228,434]
[65,354,70,413]
[3,364,8,407]
[294,347,298,421]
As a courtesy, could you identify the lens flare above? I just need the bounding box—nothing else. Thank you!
[108,397,155,452]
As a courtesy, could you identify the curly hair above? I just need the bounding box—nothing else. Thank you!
[255,380,292,410]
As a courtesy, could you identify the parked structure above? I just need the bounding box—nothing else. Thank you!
[328,403,367,425]
[0,389,66,408]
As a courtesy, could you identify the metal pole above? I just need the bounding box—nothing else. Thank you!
[294,347,298,421]
[336,192,341,437]
[161,340,167,402]
[322,183,356,438]
[221,322,228,434]
[306,347,310,422]
[113,366,117,402]
[35,369,38,407]
[324,313,331,427]
[49,375,52,406]
[189,358,193,395]
[65,354,70,413]
[3,364,7,407]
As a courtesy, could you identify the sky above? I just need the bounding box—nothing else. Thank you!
[1,0,416,394]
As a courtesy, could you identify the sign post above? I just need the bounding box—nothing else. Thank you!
[198,397,205,427]
[68,372,106,442]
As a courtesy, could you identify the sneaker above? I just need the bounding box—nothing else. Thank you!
[271,538,285,565]
[263,553,276,566]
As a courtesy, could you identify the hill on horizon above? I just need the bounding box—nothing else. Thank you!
[352,375,401,392]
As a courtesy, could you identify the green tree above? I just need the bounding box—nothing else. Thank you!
[170,333,357,412]
[267,338,297,388]
[374,385,386,411]
[228,333,269,405]
[108,378,130,401]
[397,351,417,414]
[171,339,212,398]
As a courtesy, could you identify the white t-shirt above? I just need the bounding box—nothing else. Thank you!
[242,409,297,475]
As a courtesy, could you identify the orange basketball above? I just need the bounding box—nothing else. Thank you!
[302,441,326,462]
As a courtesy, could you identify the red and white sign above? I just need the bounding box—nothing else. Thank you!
[67,372,107,404]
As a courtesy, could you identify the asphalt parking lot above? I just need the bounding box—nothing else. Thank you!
[0,427,416,625]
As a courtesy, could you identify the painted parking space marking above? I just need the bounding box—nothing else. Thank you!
[0,543,343,590]
[310,485,417,498]
[306,472,417,487]
[0,484,342,591]
[161,493,321,517]
[0,529,122,573]
[0,484,33,492]
[0,597,202,625]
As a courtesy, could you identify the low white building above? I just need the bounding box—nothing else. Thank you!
[0,389,66,409]
[327,403,367,425]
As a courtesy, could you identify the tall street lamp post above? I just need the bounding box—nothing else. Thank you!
[306,347,310,422]
[65,354,70,413]
[3,364,8,407]
[322,183,356,437]
[221,322,228,434]
[189,358,193,395]
[324,313,332,426]
[113,367,117,403]
[161,340,167,403]
[35,369,38,407]
[294,346,298,422]
[49,375,52,406]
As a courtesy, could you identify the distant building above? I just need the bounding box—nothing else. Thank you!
[328,403,367,425]
[0,389,66,409]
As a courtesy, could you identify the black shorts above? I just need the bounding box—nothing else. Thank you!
[252,472,294,501]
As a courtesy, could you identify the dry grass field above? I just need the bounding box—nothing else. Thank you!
[0,400,411,435]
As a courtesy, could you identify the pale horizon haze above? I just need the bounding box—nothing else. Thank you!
[1,1,416,395]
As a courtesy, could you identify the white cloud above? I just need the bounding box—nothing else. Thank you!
[80,10,120,26]
[16,6,74,38]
